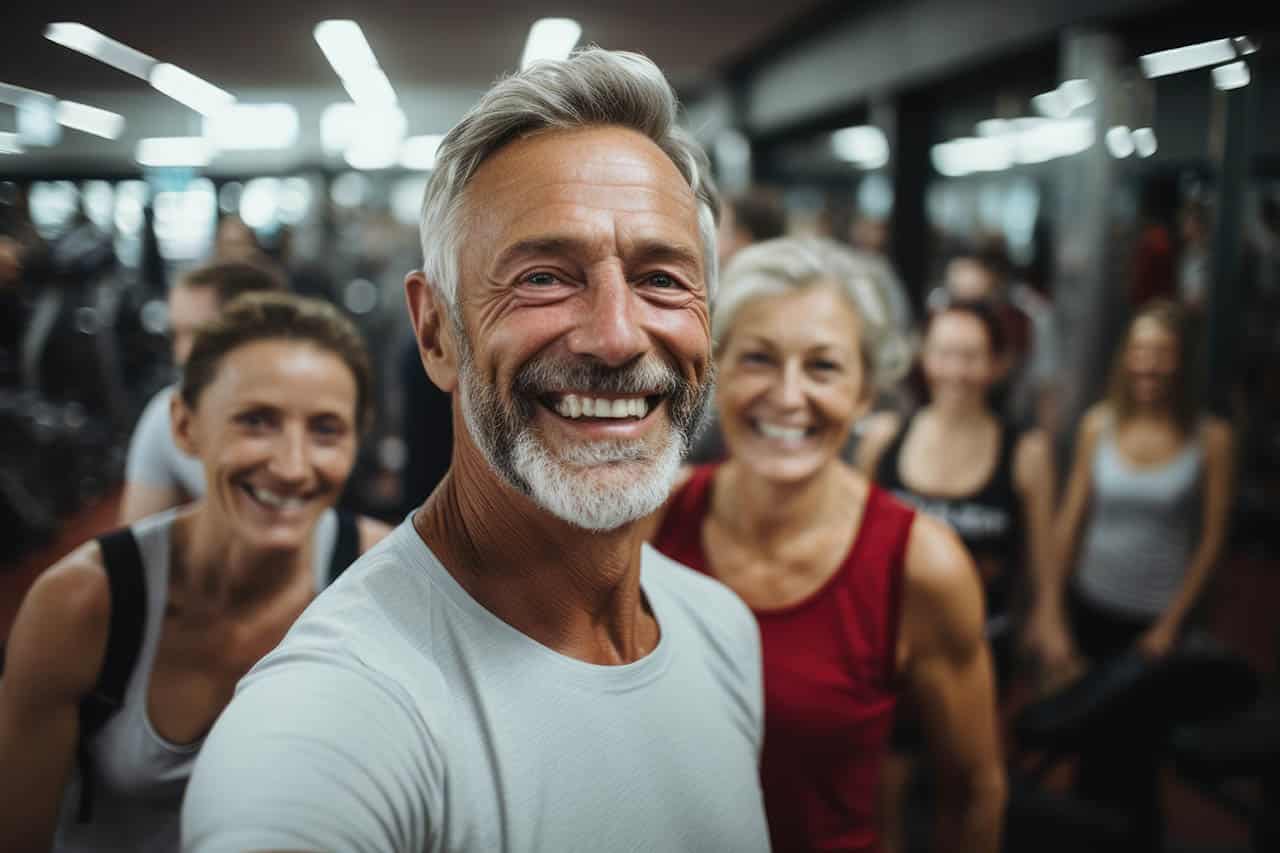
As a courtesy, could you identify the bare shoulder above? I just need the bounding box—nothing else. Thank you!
[1013,427,1053,481]
[356,515,394,553]
[902,514,985,653]
[854,410,902,473]
[1202,415,1234,454]
[1078,404,1110,443]
[4,541,111,702]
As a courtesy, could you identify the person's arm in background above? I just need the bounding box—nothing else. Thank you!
[0,546,110,853]
[1137,418,1235,658]
[1023,405,1105,674]
[119,388,192,525]
[899,514,1006,853]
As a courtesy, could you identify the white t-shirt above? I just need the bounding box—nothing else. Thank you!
[182,520,769,853]
[125,385,206,499]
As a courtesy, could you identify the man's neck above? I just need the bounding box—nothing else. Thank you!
[414,449,658,666]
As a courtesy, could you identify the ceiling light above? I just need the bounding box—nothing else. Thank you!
[1031,90,1070,119]
[1212,61,1251,90]
[204,103,298,150]
[1105,126,1135,158]
[44,22,155,80]
[976,119,1012,137]
[149,63,235,116]
[831,126,889,169]
[56,101,125,139]
[17,94,61,147]
[1140,38,1238,78]
[1132,127,1158,158]
[314,20,380,79]
[1058,78,1096,111]
[401,134,446,170]
[931,137,1012,177]
[521,18,581,69]
[314,20,397,108]
[136,136,211,167]
[0,132,22,154]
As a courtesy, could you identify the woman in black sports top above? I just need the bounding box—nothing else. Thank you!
[857,298,1057,644]
[0,293,391,852]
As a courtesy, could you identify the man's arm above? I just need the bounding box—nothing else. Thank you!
[0,547,110,853]
[182,655,443,853]
[899,515,1007,853]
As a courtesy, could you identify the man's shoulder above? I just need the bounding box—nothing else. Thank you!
[641,545,757,647]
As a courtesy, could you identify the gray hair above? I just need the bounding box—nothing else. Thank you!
[419,48,719,305]
[712,236,913,390]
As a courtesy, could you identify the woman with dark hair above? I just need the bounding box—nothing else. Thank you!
[0,292,390,852]
[858,299,1058,667]
[857,299,1057,853]
[1029,299,1234,851]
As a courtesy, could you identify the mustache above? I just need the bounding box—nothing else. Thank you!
[513,354,685,399]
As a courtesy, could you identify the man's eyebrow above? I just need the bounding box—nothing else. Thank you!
[492,237,583,272]
[491,237,704,274]
[626,240,703,271]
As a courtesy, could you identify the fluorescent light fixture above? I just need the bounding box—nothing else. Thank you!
[314,20,380,78]
[56,101,125,139]
[44,22,155,80]
[314,20,397,107]
[1212,61,1251,90]
[0,132,22,154]
[321,103,405,157]
[149,62,235,116]
[976,119,1012,137]
[345,141,398,170]
[931,137,1012,177]
[1132,127,1158,158]
[204,103,298,150]
[1059,78,1096,111]
[17,94,61,147]
[343,107,407,171]
[1140,38,1238,78]
[1105,125,1135,158]
[830,126,889,169]
[0,82,49,106]
[521,18,581,69]
[340,66,397,107]
[401,134,446,170]
[1031,90,1070,119]
[136,136,211,167]
[1012,117,1094,163]
[1232,36,1257,56]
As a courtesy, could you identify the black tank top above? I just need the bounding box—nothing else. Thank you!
[875,415,1024,614]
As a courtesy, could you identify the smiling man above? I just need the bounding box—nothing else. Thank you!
[181,49,769,853]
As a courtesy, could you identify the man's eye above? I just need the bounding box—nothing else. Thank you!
[645,273,679,289]
[524,272,559,286]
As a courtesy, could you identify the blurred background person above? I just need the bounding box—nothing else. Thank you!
[0,292,389,853]
[118,260,287,524]
[856,300,1057,853]
[1031,299,1234,851]
[650,237,1005,853]
[718,185,788,265]
[1177,197,1212,315]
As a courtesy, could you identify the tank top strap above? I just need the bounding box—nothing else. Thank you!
[835,484,915,686]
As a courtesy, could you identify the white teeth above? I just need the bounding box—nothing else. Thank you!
[758,422,808,441]
[247,485,305,509]
[552,394,650,420]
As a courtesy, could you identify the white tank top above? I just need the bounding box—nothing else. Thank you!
[1075,420,1204,618]
[52,507,338,853]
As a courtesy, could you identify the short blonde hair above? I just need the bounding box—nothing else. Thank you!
[712,236,912,391]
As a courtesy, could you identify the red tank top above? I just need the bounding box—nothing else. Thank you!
[653,465,914,853]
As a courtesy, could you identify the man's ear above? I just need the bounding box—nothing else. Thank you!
[170,391,200,458]
[405,270,459,392]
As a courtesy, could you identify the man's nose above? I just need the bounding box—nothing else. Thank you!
[566,265,648,368]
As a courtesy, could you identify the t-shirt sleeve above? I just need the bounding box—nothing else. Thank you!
[736,598,765,757]
[125,389,179,488]
[181,654,444,853]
